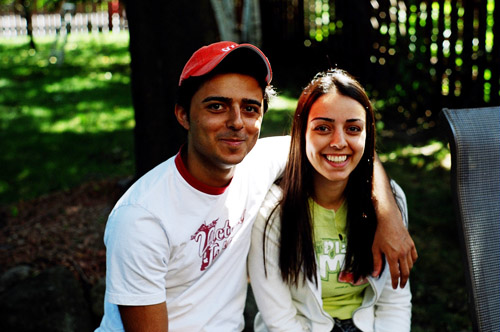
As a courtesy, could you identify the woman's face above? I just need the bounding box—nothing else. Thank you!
[305,90,367,188]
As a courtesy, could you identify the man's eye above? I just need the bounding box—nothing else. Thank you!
[208,103,223,111]
[244,106,260,113]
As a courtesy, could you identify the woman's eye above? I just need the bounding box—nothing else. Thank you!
[314,125,330,132]
[348,126,361,132]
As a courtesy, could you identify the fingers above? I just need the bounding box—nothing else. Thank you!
[372,249,383,277]
[407,252,414,271]
[389,247,416,289]
[398,241,418,288]
[388,257,400,289]
[372,232,418,289]
[398,255,410,288]
[404,235,418,265]
[411,246,418,263]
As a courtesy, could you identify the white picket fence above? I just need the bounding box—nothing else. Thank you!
[0,11,127,38]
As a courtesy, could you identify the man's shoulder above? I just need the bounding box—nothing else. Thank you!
[256,135,291,147]
[244,135,290,162]
[114,156,178,208]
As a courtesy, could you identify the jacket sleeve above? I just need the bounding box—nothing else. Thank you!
[373,180,412,332]
[373,278,412,332]
[247,185,309,332]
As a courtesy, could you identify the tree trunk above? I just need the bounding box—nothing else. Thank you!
[210,0,238,41]
[21,0,36,50]
[342,0,373,80]
[123,0,218,178]
[241,0,263,45]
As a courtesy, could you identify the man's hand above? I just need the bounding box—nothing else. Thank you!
[372,213,418,289]
[372,153,418,289]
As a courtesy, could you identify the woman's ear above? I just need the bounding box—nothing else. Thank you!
[175,104,190,130]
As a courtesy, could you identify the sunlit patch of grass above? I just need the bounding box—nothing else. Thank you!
[0,32,134,205]
[379,140,451,171]
[41,106,135,133]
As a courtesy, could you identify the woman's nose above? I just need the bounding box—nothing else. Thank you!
[329,130,347,149]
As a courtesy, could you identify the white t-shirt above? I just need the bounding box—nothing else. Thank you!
[96,136,289,332]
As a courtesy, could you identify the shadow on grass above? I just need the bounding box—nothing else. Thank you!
[0,128,134,206]
[0,78,135,205]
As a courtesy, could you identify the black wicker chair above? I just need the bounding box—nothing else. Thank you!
[441,106,500,332]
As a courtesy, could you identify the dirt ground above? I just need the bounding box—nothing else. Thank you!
[0,178,127,285]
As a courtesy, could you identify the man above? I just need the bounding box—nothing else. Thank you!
[96,41,417,331]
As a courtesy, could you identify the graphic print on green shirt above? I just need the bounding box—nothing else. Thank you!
[310,199,368,319]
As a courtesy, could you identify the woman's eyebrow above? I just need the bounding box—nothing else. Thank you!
[310,117,334,122]
[310,117,365,123]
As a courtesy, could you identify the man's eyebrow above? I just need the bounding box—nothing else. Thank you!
[202,96,232,103]
[243,98,262,106]
[202,96,262,106]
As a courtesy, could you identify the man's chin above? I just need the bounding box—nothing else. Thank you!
[218,151,249,167]
[221,156,246,167]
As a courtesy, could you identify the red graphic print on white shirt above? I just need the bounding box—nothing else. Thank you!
[191,211,245,271]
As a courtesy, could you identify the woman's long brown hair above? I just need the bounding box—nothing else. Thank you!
[264,69,377,286]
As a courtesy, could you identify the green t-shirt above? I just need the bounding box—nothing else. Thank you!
[310,199,369,320]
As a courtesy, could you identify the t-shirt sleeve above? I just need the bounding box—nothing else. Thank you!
[103,204,169,306]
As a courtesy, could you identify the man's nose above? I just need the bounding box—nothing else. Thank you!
[227,106,244,130]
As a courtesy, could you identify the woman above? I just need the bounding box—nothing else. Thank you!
[248,69,412,332]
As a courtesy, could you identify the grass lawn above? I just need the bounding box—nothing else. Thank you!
[0,32,134,206]
[0,32,471,331]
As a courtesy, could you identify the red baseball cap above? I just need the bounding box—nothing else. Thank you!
[179,41,272,86]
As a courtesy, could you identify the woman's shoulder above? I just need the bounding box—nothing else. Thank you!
[389,179,409,228]
[255,183,283,230]
[263,183,283,210]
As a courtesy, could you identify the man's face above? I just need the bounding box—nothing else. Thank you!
[176,73,264,184]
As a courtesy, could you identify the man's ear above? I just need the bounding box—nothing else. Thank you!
[174,104,190,130]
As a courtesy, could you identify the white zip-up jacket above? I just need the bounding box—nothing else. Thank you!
[248,181,412,332]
